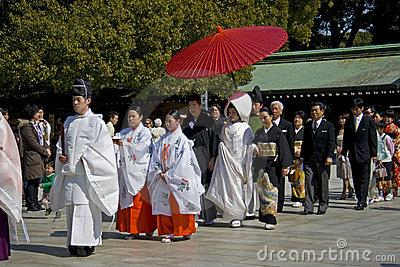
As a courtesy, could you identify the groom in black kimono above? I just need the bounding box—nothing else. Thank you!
[182,94,218,225]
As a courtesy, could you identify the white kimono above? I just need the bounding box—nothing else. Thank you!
[206,92,255,220]
[117,124,152,209]
[148,126,204,216]
[0,113,25,243]
[51,109,119,246]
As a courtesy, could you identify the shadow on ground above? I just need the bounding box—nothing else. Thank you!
[11,244,69,258]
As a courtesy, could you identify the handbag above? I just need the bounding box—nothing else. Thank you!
[373,166,388,178]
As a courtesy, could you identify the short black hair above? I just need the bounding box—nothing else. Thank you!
[46,161,55,169]
[127,105,142,116]
[187,94,201,105]
[210,103,222,113]
[107,111,119,119]
[311,102,326,111]
[376,121,386,129]
[294,110,306,121]
[22,104,39,120]
[259,107,271,115]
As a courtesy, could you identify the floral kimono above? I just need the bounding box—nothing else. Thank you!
[148,126,204,236]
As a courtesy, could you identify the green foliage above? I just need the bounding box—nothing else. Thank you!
[0,0,317,99]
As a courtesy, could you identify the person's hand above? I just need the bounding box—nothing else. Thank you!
[59,154,68,163]
[338,155,346,163]
[282,167,289,176]
[114,140,123,146]
[208,157,215,171]
[325,157,333,165]
[160,172,166,182]
[371,156,378,161]
[45,148,51,157]
[254,147,260,156]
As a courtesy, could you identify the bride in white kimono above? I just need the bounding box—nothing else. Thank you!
[206,92,255,228]
[148,110,204,243]
[0,112,24,261]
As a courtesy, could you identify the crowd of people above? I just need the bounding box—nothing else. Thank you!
[1,80,400,260]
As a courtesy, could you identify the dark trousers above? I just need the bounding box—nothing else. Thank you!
[304,163,330,213]
[351,160,370,206]
[25,177,41,210]
[277,171,285,212]
[199,183,217,222]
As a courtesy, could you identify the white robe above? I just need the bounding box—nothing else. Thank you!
[0,113,25,243]
[206,121,255,220]
[50,109,119,246]
[117,124,152,209]
[148,126,204,216]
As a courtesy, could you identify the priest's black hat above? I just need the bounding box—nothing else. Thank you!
[72,78,92,99]
[250,85,263,103]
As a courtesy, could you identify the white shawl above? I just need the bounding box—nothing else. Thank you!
[0,113,28,243]
[51,109,119,216]
[117,123,152,209]
[148,126,204,216]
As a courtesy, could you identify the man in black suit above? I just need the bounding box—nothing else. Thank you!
[341,98,377,211]
[300,102,335,215]
[182,94,218,224]
[270,101,294,212]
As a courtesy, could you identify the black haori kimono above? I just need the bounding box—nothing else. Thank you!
[182,111,218,223]
[253,125,292,225]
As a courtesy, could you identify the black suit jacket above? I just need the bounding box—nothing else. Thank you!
[341,115,377,163]
[276,118,295,157]
[182,110,218,183]
[301,119,336,164]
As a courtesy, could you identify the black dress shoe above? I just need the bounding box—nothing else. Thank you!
[299,210,313,215]
[354,205,364,211]
[75,246,93,257]
[316,210,326,215]
[68,245,78,256]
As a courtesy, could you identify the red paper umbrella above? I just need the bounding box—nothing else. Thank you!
[166,25,288,79]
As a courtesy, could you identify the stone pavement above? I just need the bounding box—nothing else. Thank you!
[5,177,400,266]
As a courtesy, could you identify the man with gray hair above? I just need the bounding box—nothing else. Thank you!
[270,100,294,212]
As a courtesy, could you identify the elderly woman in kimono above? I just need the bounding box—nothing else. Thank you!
[148,110,204,243]
[51,79,119,256]
[0,112,24,261]
[206,92,256,228]
[253,107,292,230]
[115,105,157,239]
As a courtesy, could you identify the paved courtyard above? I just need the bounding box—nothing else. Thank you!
[6,177,400,266]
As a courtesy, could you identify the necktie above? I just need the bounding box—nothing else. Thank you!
[313,121,317,134]
[355,117,359,131]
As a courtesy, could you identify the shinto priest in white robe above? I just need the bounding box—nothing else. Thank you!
[0,113,27,244]
[148,126,205,216]
[117,123,152,209]
[51,109,119,246]
[206,92,256,220]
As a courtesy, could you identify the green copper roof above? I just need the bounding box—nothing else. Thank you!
[240,43,400,95]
